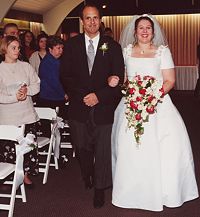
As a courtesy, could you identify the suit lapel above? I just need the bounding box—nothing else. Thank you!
[79,34,91,76]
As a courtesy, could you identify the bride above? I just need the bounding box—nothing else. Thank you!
[109,14,199,211]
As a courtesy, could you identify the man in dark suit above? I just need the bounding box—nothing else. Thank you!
[60,3,124,208]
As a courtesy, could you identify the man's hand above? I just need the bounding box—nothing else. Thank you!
[83,93,99,107]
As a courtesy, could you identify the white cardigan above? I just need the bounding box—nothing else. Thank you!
[0,60,40,125]
[29,51,41,74]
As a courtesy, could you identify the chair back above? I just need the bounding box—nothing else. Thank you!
[34,107,59,184]
[0,124,26,217]
[0,125,25,141]
[35,107,57,121]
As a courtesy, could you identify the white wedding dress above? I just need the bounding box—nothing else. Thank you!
[112,45,199,211]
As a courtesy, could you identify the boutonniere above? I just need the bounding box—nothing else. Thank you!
[99,42,108,55]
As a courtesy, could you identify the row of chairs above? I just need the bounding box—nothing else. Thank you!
[0,107,73,217]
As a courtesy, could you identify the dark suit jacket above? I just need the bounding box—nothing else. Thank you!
[60,33,124,125]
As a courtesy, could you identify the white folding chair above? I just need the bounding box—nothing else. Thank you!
[0,125,26,217]
[60,102,75,158]
[35,107,59,184]
[60,121,75,158]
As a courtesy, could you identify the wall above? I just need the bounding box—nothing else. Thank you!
[102,14,200,66]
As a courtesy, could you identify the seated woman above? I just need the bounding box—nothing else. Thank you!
[0,35,40,186]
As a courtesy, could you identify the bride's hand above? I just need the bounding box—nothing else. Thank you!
[108,75,119,87]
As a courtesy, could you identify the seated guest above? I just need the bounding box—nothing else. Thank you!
[38,35,68,118]
[0,35,40,186]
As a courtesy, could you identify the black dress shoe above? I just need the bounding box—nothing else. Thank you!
[93,188,105,208]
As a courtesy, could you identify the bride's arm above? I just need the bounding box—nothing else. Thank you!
[108,71,127,87]
[108,75,120,87]
[162,68,175,94]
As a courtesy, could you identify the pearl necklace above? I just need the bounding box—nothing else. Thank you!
[138,44,152,55]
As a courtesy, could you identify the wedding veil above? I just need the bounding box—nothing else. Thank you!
[119,14,168,49]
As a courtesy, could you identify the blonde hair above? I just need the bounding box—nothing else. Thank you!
[0,35,20,56]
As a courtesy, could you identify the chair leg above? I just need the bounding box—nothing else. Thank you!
[43,136,54,184]
[54,156,59,170]
[20,183,26,202]
[52,137,59,170]
[73,150,75,157]
[8,182,17,217]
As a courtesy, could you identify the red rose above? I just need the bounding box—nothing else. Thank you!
[143,75,149,80]
[139,88,146,95]
[136,96,142,101]
[146,106,155,114]
[130,100,138,109]
[147,95,154,102]
[137,81,142,85]
[135,113,141,120]
[129,88,135,94]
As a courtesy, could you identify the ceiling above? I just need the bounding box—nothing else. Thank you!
[10,0,200,17]
[69,0,200,16]
[12,0,66,15]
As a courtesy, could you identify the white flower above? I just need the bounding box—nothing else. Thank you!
[141,111,148,120]
[99,43,108,55]
[138,104,143,110]
[151,98,158,105]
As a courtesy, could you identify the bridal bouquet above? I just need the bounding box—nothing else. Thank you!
[122,75,164,145]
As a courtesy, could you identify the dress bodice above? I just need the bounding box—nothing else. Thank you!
[123,44,174,81]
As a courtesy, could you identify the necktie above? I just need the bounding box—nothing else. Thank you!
[87,39,95,74]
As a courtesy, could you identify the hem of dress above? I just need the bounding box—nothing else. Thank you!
[112,194,199,212]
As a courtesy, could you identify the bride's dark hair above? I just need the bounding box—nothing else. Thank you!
[119,14,168,49]
[135,16,154,33]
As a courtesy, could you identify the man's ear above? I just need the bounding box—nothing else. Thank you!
[80,19,83,26]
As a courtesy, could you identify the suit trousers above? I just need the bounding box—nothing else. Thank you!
[69,110,112,189]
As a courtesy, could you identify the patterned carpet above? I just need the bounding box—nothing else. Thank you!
[0,90,200,217]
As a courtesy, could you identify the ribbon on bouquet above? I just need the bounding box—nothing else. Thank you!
[15,134,36,188]
[52,117,65,159]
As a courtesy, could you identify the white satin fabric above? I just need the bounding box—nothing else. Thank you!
[111,45,199,211]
